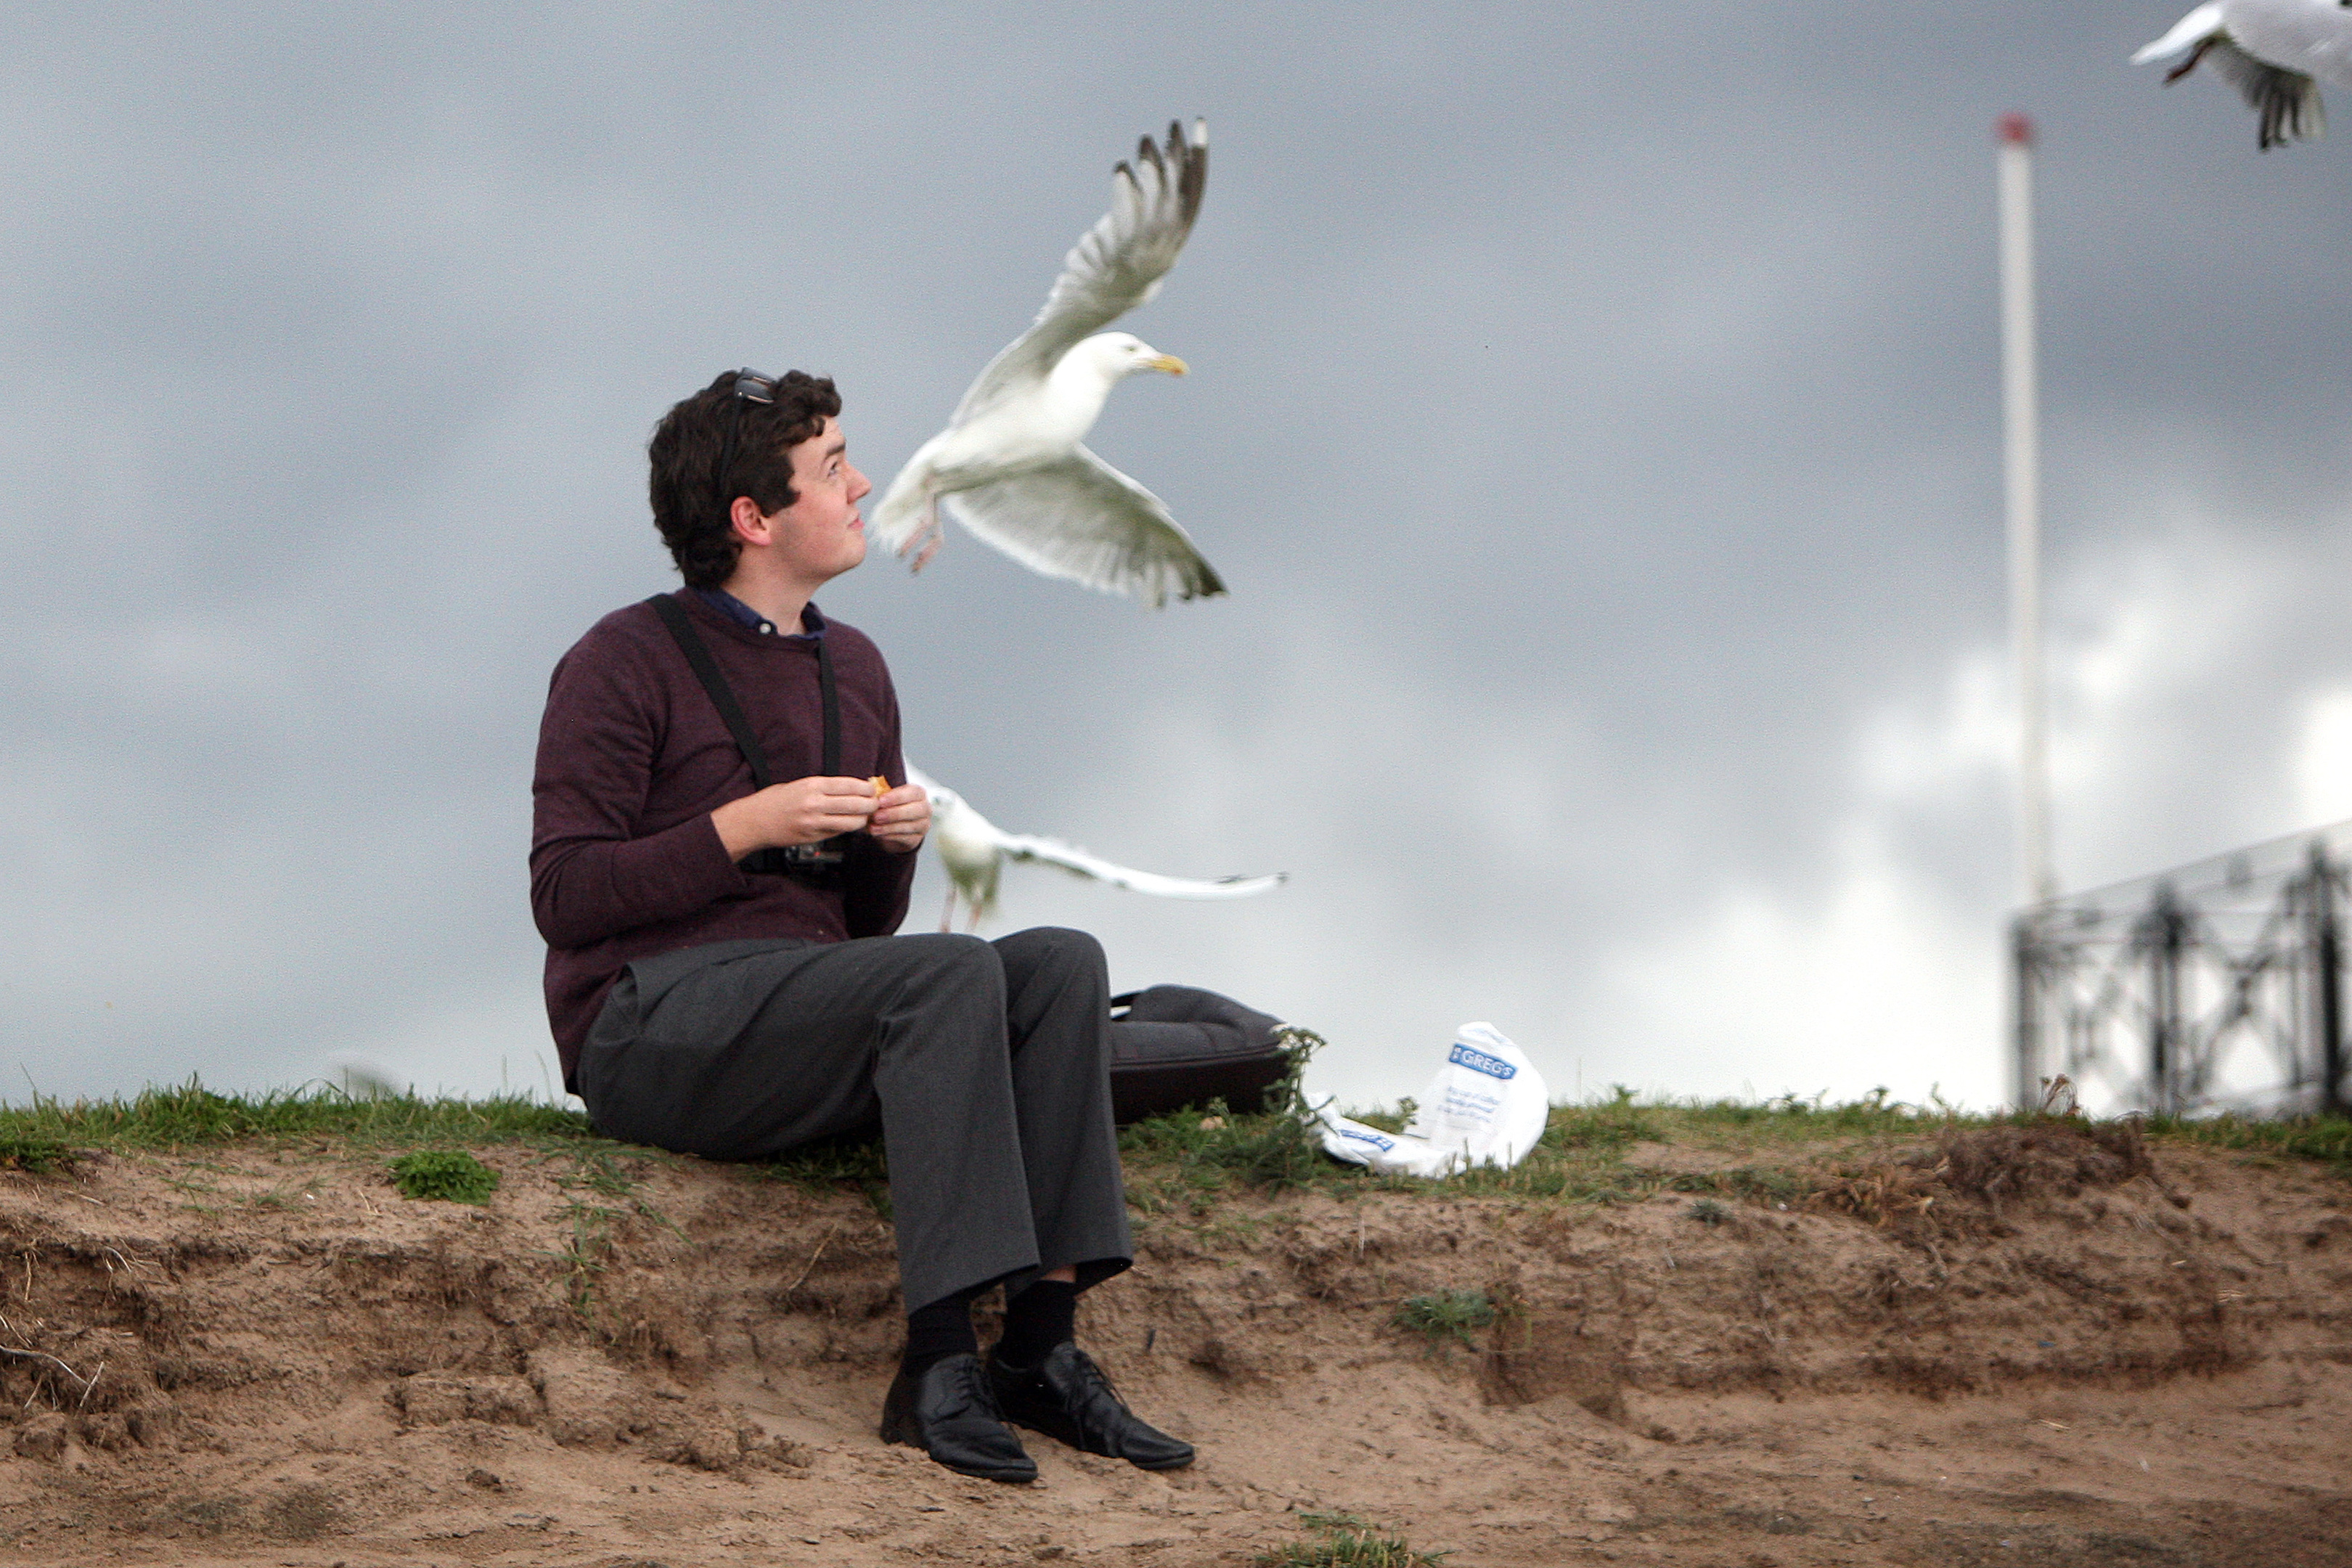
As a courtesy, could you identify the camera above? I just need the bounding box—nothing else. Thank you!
[740,836,850,889]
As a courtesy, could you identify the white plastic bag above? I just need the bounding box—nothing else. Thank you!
[1312,1101,1464,1178]
[1313,1021,1550,1177]
[1405,1021,1550,1167]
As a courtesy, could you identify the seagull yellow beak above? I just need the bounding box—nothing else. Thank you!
[1144,354,1188,376]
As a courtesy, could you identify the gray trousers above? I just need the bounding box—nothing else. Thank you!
[576,927,1133,1314]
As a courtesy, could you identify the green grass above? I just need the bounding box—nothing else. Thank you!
[548,1199,620,1317]
[1118,1097,1329,1199]
[1120,1086,2351,1228]
[6,1074,2343,1232]
[1665,1164,1810,1204]
[1119,1088,1876,1214]
[389,1150,499,1204]
[1118,1027,1334,1207]
[1085,1077,2352,1228]
[2146,1111,2352,1168]
[752,1133,896,1218]
[0,1079,589,1149]
[1258,1512,1447,1568]
[0,1134,77,1175]
[1392,1289,1499,1350]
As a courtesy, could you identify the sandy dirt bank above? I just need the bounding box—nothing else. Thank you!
[0,1123,2346,1566]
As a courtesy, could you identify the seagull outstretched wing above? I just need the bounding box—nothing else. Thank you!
[995,833,1286,900]
[945,447,1225,607]
[906,761,1286,910]
[952,120,1208,425]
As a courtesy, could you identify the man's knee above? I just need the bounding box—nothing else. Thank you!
[995,925,1106,979]
[891,931,1003,989]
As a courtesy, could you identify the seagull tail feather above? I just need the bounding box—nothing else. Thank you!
[870,462,932,550]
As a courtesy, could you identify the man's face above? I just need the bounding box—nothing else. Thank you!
[765,416,871,584]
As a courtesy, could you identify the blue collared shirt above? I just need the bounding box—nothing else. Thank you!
[694,587,825,640]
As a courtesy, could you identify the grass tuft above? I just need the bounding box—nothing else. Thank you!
[1119,1028,1332,1203]
[1686,1197,1727,1226]
[754,1133,895,1219]
[1546,1085,1659,1149]
[389,1150,499,1204]
[537,1148,683,1319]
[1392,1288,1498,1350]
[1258,1511,1447,1567]
[0,1134,78,1175]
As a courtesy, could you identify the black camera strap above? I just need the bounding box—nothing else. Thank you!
[648,594,844,873]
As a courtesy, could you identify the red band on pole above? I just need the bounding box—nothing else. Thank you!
[1997,112,2035,147]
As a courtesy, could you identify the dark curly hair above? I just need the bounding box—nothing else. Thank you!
[648,369,843,588]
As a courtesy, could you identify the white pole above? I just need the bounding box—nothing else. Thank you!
[1999,112,2054,1112]
[1998,113,2054,909]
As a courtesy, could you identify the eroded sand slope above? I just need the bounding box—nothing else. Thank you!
[0,1126,2347,1567]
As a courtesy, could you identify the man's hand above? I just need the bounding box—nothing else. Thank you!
[711,776,880,860]
[867,782,930,854]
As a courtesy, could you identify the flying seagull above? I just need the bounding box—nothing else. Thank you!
[873,121,1224,608]
[2133,1,2352,148]
[906,764,1285,930]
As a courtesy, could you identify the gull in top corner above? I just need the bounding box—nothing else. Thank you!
[873,120,1224,608]
[907,763,1284,930]
[2133,1,2352,149]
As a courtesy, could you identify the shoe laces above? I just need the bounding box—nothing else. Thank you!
[1054,1347,1133,1424]
[934,1355,1008,1421]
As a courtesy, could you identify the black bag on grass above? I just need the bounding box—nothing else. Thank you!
[1108,986,1290,1126]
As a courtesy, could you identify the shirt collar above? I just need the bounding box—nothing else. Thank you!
[694,587,825,640]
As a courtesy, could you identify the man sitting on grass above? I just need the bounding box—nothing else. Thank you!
[528,367,1191,1482]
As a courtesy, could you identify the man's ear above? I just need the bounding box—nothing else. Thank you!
[730,495,775,547]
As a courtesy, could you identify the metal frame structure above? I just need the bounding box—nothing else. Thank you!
[2013,825,2351,1118]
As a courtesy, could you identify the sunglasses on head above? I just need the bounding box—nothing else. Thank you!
[714,369,777,511]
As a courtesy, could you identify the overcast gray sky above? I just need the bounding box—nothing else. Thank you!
[4,3,2349,1114]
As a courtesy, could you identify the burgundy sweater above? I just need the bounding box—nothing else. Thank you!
[530,589,915,1089]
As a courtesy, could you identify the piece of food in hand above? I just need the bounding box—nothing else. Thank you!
[870,775,890,799]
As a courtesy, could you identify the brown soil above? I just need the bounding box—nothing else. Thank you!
[1,1128,2348,1567]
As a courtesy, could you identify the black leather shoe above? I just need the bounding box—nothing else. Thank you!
[879,1353,1037,1482]
[987,1343,1195,1471]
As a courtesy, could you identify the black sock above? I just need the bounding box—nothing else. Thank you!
[901,1287,980,1379]
[995,1280,1078,1370]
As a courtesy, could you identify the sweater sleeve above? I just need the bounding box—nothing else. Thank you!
[530,632,748,949]
[842,647,917,939]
